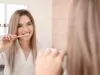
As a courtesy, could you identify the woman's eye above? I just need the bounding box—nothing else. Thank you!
[27,22,32,25]
[18,24,22,28]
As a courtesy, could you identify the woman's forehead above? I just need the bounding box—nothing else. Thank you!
[19,15,31,24]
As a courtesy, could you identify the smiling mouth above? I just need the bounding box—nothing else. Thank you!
[17,32,30,38]
[23,33,30,36]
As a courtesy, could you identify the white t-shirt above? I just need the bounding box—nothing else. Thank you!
[0,44,35,75]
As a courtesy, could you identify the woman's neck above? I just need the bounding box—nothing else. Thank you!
[19,40,31,60]
[19,40,31,51]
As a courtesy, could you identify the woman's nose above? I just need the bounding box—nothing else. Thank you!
[23,26,28,32]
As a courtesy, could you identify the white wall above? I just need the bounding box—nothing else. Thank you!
[0,0,52,49]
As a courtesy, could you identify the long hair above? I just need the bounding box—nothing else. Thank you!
[6,9,37,74]
[67,0,100,75]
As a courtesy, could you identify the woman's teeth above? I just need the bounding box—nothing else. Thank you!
[17,33,30,38]
[23,33,30,36]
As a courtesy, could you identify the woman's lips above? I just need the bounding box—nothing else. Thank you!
[23,33,30,36]
[17,33,30,38]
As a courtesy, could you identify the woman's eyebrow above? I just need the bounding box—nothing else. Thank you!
[27,21,32,23]
[18,23,22,26]
[18,21,32,26]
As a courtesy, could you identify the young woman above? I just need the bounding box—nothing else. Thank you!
[35,0,100,75]
[0,9,37,75]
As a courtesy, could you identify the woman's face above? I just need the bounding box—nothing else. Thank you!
[17,15,34,41]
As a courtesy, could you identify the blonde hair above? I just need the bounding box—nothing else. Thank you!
[67,0,100,75]
[7,9,37,74]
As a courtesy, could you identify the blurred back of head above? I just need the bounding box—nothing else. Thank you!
[67,0,100,75]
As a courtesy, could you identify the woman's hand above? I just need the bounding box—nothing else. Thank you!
[0,34,17,51]
[35,48,67,75]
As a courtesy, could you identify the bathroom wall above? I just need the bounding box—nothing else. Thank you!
[52,0,70,50]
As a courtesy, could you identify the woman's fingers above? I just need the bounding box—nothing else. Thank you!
[10,35,17,41]
[2,34,18,47]
[3,35,10,42]
[36,48,67,75]
[42,48,67,58]
[50,48,60,57]
[37,48,67,62]
[59,50,67,61]
[3,34,17,41]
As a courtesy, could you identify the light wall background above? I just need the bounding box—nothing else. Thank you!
[52,0,69,50]
[0,0,52,49]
